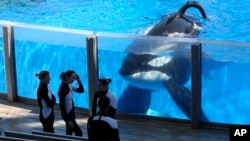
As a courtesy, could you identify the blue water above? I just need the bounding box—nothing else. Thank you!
[1,0,250,125]
[1,0,250,41]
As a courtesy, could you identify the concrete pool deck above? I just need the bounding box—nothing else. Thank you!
[0,98,229,141]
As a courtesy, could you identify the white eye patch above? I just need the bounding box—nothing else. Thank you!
[148,57,171,67]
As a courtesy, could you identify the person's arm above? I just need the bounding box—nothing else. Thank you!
[74,80,84,93]
[51,94,56,106]
[72,75,84,93]
[39,86,55,107]
[37,87,43,106]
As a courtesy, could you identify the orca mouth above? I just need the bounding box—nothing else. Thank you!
[119,54,152,76]
[121,72,171,91]
[119,65,136,76]
[119,61,153,76]
[119,54,140,76]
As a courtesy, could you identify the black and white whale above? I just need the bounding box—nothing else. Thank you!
[117,1,221,119]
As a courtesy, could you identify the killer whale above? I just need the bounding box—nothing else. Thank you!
[117,1,210,119]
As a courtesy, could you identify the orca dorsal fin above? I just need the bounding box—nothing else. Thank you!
[176,1,207,19]
[167,1,207,24]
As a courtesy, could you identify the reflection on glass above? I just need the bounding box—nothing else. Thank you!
[0,37,7,93]
[201,43,250,124]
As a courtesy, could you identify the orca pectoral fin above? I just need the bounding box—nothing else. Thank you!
[164,80,192,118]
[164,80,209,121]
[117,84,151,114]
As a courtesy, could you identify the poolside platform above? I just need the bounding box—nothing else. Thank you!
[0,98,229,141]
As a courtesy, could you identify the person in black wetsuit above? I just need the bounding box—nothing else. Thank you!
[92,78,117,118]
[36,70,56,133]
[58,70,84,136]
[87,96,120,141]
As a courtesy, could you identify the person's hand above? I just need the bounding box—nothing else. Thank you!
[67,120,74,128]
[75,74,80,81]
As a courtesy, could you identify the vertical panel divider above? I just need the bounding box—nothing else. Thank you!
[3,25,18,102]
[191,42,202,128]
[86,34,98,116]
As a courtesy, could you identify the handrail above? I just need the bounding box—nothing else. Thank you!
[97,32,250,48]
[0,20,250,48]
[0,20,92,35]
[0,20,93,48]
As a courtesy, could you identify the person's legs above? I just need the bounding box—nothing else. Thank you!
[44,113,54,133]
[66,122,73,135]
[72,120,83,136]
[40,113,54,133]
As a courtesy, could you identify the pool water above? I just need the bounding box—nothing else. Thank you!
[1,0,250,124]
[1,0,250,41]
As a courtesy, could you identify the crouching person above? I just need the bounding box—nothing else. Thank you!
[87,96,120,141]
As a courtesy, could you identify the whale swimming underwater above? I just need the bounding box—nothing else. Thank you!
[117,1,214,119]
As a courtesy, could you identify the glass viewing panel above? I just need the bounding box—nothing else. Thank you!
[0,23,7,93]
[2,20,250,125]
[97,33,250,124]
[13,23,93,109]
[97,33,195,120]
[200,39,250,124]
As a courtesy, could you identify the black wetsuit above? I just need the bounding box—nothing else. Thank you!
[37,82,56,133]
[87,113,120,141]
[92,90,117,118]
[58,80,84,136]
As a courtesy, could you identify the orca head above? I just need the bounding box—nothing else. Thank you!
[164,14,203,38]
[119,54,172,90]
